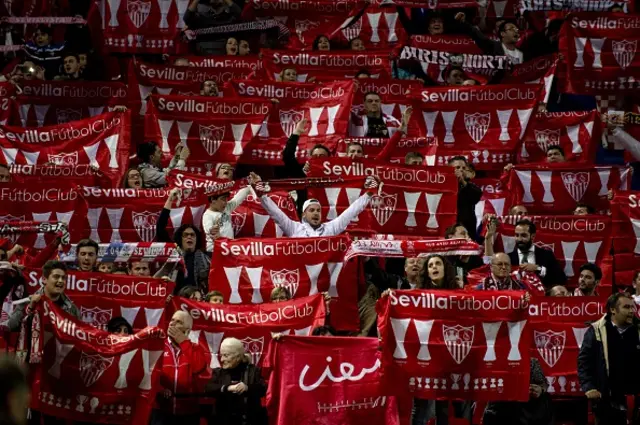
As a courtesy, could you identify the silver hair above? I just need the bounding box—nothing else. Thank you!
[221,337,245,354]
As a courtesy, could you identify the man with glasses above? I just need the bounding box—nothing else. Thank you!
[454,13,524,64]
[477,253,527,290]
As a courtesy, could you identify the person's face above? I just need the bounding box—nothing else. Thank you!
[21,62,37,80]
[347,144,364,158]
[78,54,87,70]
[217,163,234,179]
[130,261,151,277]
[239,40,250,55]
[169,312,190,335]
[190,291,202,301]
[464,167,476,180]
[151,145,163,166]
[546,148,565,163]
[316,36,330,51]
[303,205,322,226]
[310,147,329,158]
[0,166,10,182]
[404,257,425,279]
[220,345,242,369]
[549,286,570,297]
[450,159,467,179]
[447,69,465,86]
[174,58,189,66]
[515,224,533,251]
[462,79,476,86]
[611,297,635,326]
[34,30,50,47]
[364,94,381,115]
[202,80,219,97]
[427,257,445,283]
[226,38,238,55]
[210,295,224,305]
[113,324,131,335]
[78,247,97,271]
[210,193,230,211]
[356,73,370,79]
[510,205,528,216]
[574,206,589,215]
[8,385,30,425]
[578,270,599,293]
[271,291,290,303]
[490,254,511,279]
[451,225,469,239]
[281,68,298,82]
[428,18,444,35]
[181,228,197,252]
[351,38,365,51]
[98,262,114,274]
[127,169,142,188]
[44,268,66,298]
[611,5,623,11]
[501,23,520,44]
[63,56,80,75]
[405,156,423,166]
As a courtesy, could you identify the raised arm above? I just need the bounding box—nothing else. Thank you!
[375,106,412,162]
[257,183,301,237]
[324,176,379,235]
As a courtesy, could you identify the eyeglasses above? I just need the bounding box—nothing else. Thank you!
[491,262,510,268]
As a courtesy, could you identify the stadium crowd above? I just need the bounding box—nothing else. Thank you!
[1,0,640,424]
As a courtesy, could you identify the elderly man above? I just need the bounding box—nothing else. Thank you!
[206,337,267,425]
[549,285,571,297]
[151,311,206,425]
[477,253,527,290]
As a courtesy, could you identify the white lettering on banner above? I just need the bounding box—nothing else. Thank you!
[298,356,381,391]
[521,0,621,11]
[179,302,315,324]
[219,238,349,256]
[0,188,78,202]
[400,47,509,70]
[629,194,640,208]
[27,271,169,297]
[322,161,448,184]
[21,85,127,99]
[420,87,537,103]
[81,187,179,198]
[536,217,607,232]
[253,0,354,13]
[236,83,346,99]
[389,291,529,311]
[1,98,8,111]
[156,98,270,115]
[139,64,236,82]
[570,16,640,30]
[0,116,122,143]
[272,53,384,67]
[187,59,259,70]
[529,301,605,316]
[356,82,406,97]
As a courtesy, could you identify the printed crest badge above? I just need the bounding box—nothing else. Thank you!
[240,336,264,365]
[79,352,114,387]
[534,241,555,252]
[80,306,113,329]
[464,112,490,143]
[370,192,397,226]
[199,125,224,156]
[561,172,590,202]
[279,110,305,137]
[48,152,79,166]
[127,0,151,28]
[269,269,300,296]
[56,108,83,124]
[443,324,474,364]
[0,214,25,245]
[231,212,247,236]
[534,330,566,367]
[132,211,160,242]
[341,17,363,41]
[534,129,561,153]
[294,19,319,42]
[612,40,637,70]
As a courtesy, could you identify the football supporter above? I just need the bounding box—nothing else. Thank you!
[448,156,482,240]
[278,67,298,82]
[74,239,98,272]
[546,145,566,163]
[123,168,143,188]
[549,285,571,297]
[205,290,224,304]
[350,38,365,51]
[137,143,190,188]
[455,13,524,64]
[573,263,603,296]
[106,316,134,335]
[350,91,402,138]
[177,286,203,301]
[200,80,220,97]
[184,0,243,54]
[224,37,239,55]
[23,25,65,79]
[476,253,527,290]
[444,223,484,282]
[312,35,331,51]
[573,203,595,215]
[129,261,152,277]
[54,52,82,81]
[0,164,10,183]
[238,40,250,56]
[270,287,291,303]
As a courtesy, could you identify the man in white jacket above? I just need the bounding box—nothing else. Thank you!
[254,176,380,238]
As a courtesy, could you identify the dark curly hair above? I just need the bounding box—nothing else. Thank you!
[173,223,203,251]
[422,254,459,290]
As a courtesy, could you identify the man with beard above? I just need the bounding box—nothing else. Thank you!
[200,80,220,97]
[506,219,565,288]
[574,263,602,296]
[129,261,151,277]
[349,91,402,138]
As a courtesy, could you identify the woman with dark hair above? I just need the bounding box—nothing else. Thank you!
[178,286,203,302]
[312,35,330,51]
[156,189,211,294]
[136,142,190,188]
[422,254,460,289]
[107,317,134,335]
[225,37,239,55]
[123,168,143,188]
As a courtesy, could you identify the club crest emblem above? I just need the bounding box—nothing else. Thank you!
[612,40,637,70]
[79,352,114,387]
[48,152,78,166]
[199,125,224,156]
[443,324,474,364]
[80,306,113,330]
[279,110,305,137]
[240,336,264,365]
[464,113,490,143]
[132,211,160,242]
[561,172,590,202]
[534,330,566,367]
[127,0,151,28]
[294,19,319,42]
[269,269,300,296]
[370,192,397,226]
[534,129,561,153]
[231,212,247,236]
[342,17,362,41]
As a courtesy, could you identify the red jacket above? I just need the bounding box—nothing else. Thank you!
[155,338,207,415]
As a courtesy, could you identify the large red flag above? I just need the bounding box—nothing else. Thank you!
[377,289,531,401]
[610,190,640,255]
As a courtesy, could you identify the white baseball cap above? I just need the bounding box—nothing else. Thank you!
[302,199,321,212]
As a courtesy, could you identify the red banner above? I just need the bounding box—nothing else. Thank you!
[145,93,271,168]
[474,178,508,227]
[335,136,438,165]
[15,81,128,128]
[503,55,557,104]
[507,164,630,214]
[519,0,633,12]
[611,190,640,255]
[344,238,482,261]
[409,35,483,55]
[529,296,607,395]
[307,158,458,236]
[31,299,165,424]
[484,215,613,287]
[248,0,365,19]
[377,290,531,401]
[411,84,542,170]
[227,80,355,164]
[0,112,131,187]
[518,110,600,164]
[171,294,326,368]
[167,55,261,71]
[265,336,400,425]
[208,235,358,331]
[24,268,174,331]
[559,13,640,94]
